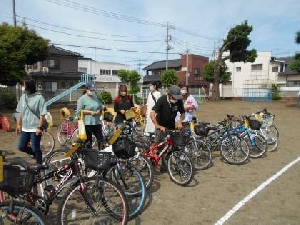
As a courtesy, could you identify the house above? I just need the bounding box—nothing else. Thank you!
[78,58,131,98]
[26,45,84,101]
[143,54,209,94]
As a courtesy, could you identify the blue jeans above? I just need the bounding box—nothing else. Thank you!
[18,131,42,164]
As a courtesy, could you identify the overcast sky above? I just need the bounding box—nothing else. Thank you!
[1,0,299,73]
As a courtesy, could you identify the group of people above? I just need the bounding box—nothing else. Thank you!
[15,79,198,169]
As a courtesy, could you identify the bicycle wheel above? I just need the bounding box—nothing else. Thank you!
[40,131,55,157]
[167,150,195,186]
[244,133,267,158]
[57,177,128,225]
[57,122,69,146]
[220,134,250,165]
[185,139,212,170]
[264,125,279,152]
[0,201,48,224]
[129,154,154,190]
[106,163,147,220]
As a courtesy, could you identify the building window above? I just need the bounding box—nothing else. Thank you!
[251,64,262,71]
[79,67,87,73]
[112,70,119,76]
[48,59,60,69]
[272,66,278,72]
[194,68,200,76]
[236,67,241,72]
[60,81,66,89]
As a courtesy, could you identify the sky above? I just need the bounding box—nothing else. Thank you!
[1,0,299,74]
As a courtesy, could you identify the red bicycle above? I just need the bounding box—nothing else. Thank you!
[142,130,195,186]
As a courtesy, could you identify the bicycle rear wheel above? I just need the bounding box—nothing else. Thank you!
[57,122,69,146]
[40,131,55,157]
[244,133,267,158]
[57,177,128,225]
[0,201,48,224]
[167,150,195,186]
[265,125,279,152]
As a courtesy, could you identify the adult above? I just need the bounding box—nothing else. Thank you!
[76,82,103,150]
[175,85,198,123]
[16,80,47,164]
[150,85,185,172]
[144,81,162,134]
[114,84,134,126]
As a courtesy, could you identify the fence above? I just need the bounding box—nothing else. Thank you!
[242,89,272,102]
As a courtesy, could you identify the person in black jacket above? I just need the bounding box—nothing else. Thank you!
[114,84,134,126]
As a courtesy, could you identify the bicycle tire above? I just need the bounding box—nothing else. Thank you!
[57,122,69,146]
[167,150,195,186]
[264,125,279,152]
[57,176,128,225]
[244,133,267,158]
[106,163,147,220]
[129,154,154,190]
[40,131,55,157]
[0,200,49,225]
[185,139,212,170]
[220,134,250,165]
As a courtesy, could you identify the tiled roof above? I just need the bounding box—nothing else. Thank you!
[143,59,181,70]
[142,75,161,83]
[49,45,83,57]
[276,56,300,76]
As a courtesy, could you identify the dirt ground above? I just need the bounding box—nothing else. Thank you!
[1,100,300,225]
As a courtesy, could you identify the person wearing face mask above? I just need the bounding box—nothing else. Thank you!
[16,79,47,164]
[144,81,162,134]
[150,85,185,172]
[175,85,198,123]
[76,82,103,150]
[114,84,134,126]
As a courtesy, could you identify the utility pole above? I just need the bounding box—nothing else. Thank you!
[166,22,172,70]
[185,43,189,86]
[12,0,17,26]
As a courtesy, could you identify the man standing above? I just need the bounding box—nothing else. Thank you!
[150,85,185,172]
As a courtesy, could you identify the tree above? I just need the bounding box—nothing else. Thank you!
[290,31,300,72]
[203,60,231,83]
[0,23,49,86]
[117,69,141,94]
[212,21,257,101]
[161,69,179,88]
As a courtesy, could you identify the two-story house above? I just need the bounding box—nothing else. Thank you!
[26,45,83,101]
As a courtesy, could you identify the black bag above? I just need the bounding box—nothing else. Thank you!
[194,123,209,136]
[249,119,262,130]
[169,130,187,146]
[112,138,136,159]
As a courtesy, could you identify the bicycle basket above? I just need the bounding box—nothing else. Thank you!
[81,149,117,171]
[194,123,209,136]
[169,130,187,146]
[112,137,136,159]
[0,165,35,195]
[103,112,114,122]
[249,119,262,130]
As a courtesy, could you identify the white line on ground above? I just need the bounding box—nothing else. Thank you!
[215,156,300,225]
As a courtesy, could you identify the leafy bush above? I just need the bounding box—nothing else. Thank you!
[271,84,281,100]
[98,91,112,104]
[0,90,17,109]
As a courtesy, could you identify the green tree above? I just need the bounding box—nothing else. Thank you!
[117,69,141,94]
[161,69,179,88]
[0,23,49,85]
[203,60,231,83]
[212,21,257,101]
[290,31,300,72]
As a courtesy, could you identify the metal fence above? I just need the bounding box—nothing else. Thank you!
[242,89,272,102]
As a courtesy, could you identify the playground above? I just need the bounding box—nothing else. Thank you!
[0,99,300,224]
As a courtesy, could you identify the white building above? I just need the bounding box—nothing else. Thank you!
[223,51,281,98]
[78,59,130,98]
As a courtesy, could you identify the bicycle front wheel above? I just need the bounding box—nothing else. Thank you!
[58,177,128,225]
[0,201,48,225]
[167,150,195,186]
[40,131,55,157]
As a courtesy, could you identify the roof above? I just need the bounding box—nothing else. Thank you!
[49,45,83,57]
[142,75,161,84]
[143,59,181,70]
[276,56,300,76]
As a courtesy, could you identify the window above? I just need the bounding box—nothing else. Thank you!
[251,64,262,71]
[79,67,87,73]
[60,81,66,89]
[48,59,60,69]
[236,67,241,72]
[272,66,278,72]
[112,70,119,76]
[194,68,200,76]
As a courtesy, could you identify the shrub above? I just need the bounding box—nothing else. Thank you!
[271,84,281,100]
[0,90,17,109]
[98,91,112,104]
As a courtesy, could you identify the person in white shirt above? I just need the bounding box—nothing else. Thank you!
[144,81,162,134]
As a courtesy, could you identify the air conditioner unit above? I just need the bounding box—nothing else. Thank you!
[42,67,49,74]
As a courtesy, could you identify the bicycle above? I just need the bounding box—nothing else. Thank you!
[40,129,55,157]
[142,130,195,186]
